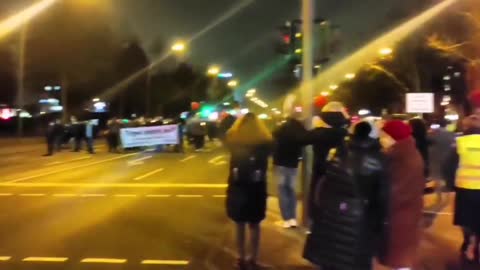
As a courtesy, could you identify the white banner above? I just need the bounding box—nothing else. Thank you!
[120,125,179,148]
[406,93,434,113]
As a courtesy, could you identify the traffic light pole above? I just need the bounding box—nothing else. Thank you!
[17,24,27,138]
[301,0,314,227]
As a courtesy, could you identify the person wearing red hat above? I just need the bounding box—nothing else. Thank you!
[378,120,425,270]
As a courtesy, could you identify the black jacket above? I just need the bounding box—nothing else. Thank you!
[306,127,348,180]
[304,137,388,270]
[226,143,271,223]
[273,118,307,168]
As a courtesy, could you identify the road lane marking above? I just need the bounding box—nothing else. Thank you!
[213,161,227,166]
[6,153,138,183]
[53,193,78,197]
[133,168,164,181]
[81,258,127,264]
[146,194,171,198]
[141,260,189,265]
[127,155,152,166]
[0,193,13,196]
[81,194,106,197]
[0,256,11,261]
[176,195,204,198]
[45,156,92,166]
[23,257,68,262]
[0,182,227,188]
[114,194,137,198]
[19,193,45,197]
[212,195,226,198]
[208,155,225,164]
[180,155,196,162]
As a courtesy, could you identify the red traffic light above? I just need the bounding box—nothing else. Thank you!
[283,34,291,44]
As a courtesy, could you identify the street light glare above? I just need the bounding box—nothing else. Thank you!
[0,0,58,39]
[227,80,238,87]
[207,66,220,75]
[379,47,393,56]
[329,84,338,90]
[345,73,356,79]
[171,42,186,52]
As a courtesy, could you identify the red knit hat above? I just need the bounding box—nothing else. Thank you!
[382,120,412,141]
[470,90,480,109]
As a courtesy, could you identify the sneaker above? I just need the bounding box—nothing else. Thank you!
[274,220,291,228]
[289,219,298,228]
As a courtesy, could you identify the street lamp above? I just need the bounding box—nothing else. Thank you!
[227,80,238,87]
[345,73,356,80]
[207,66,220,76]
[171,41,186,52]
[379,47,393,56]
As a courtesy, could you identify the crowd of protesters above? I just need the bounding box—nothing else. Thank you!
[223,93,480,270]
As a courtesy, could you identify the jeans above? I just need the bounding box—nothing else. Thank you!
[275,166,298,221]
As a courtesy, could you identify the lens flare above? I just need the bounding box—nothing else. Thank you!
[0,0,58,39]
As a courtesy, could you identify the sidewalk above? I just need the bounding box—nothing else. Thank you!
[205,193,464,270]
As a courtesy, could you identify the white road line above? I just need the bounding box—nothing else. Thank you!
[141,260,189,265]
[114,194,137,198]
[0,183,227,188]
[19,193,45,197]
[6,153,138,183]
[23,257,68,262]
[180,155,197,162]
[45,156,92,166]
[176,195,204,198]
[213,161,227,166]
[208,155,225,164]
[0,256,11,261]
[134,168,164,181]
[81,258,127,264]
[145,194,171,198]
[127,155,152,167]
[81,194,106,197]
[212,195,226,198]
[0,193,13,197]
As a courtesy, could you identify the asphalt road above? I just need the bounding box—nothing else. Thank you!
[0,139,473,270]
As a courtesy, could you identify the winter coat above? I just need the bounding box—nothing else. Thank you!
[304,137,388,270]
[307,127,348,181]
[428,128,455,180]
[379,137,424,268]
[225,115,272,224]
[273,118,307,168]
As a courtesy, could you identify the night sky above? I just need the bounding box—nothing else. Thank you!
[0,0,433,99]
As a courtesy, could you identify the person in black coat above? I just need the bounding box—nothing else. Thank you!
[225,113,272,270]
[409,118,430,178]
[44,119,62,156]
[304,121,389,270]
[272,114,307,228]
[305,102,349,224]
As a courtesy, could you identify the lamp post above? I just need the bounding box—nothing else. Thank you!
[301,0,314,227]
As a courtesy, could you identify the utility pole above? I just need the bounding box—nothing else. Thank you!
[17,24,27,138]
[301,0,314,227]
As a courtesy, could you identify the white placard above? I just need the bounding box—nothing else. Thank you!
[406,93,434,113]
[120,125,179,148]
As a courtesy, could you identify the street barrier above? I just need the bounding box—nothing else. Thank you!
[120,125,179,148]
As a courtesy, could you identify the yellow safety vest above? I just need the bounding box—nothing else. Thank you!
[456,134,480,190]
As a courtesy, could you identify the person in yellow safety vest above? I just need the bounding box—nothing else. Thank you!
[451,114,480,263]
